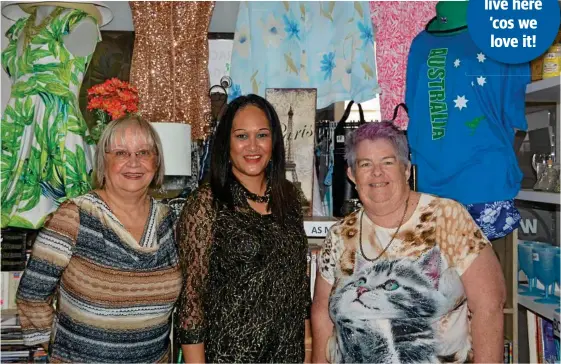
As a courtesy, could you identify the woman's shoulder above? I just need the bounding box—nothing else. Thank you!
[418,192,466,213]
[327,209,360,238]
[190,183,214,202]
[181,183,216,215]
[41,199,81,237]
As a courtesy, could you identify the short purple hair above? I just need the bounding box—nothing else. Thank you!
[345,121,409,172]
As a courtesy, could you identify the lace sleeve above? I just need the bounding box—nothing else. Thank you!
[175,185,216,344]
[292,184,312,321]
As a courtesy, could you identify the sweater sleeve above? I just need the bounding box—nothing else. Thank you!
[175,185,216,344]
[16,201,80,346]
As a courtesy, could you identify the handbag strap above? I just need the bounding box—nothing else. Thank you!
[340,100,365,124]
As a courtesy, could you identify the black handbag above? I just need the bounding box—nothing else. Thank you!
[332,101,366,217]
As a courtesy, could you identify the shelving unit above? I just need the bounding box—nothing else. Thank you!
[1,309,18,316]
[525,76,560,103]
[518,289,560,337]
[516,190,560,205]
[515,77,561,362]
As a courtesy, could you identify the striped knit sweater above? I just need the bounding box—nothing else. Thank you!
[16,192,182,363]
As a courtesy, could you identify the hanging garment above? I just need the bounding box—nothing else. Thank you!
[369,1,436,128]
[465,200,521,240]
[332,101,365,217]
[405,28,529,206]
[129,1,214,140]
[1,8,99,229]
[229,1,379,109]
[314,120,336,216]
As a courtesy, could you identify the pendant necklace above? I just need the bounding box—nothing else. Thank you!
[359,194,410,262]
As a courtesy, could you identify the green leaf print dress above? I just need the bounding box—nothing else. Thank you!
[1,8,99,229]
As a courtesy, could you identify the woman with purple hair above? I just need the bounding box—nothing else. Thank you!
[311,121,506,363]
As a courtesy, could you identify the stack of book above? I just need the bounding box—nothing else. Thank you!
[1,321,47,363]
[527,311,560,363]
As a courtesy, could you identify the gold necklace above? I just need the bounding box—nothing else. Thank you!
[23,7,63,50]
[359,194,410,262]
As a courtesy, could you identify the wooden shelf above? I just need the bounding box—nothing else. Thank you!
[1,308,18,316]
[515,190,560,205]
[526,77,560,103]
[518,289,560,337]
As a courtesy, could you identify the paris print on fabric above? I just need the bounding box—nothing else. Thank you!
[265,88,316,216]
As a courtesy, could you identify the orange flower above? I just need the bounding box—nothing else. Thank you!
[87,78,139,121]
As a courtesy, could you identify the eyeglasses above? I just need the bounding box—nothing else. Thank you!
[106,149,157,162]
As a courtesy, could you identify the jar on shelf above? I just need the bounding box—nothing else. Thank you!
[542,44,561,79]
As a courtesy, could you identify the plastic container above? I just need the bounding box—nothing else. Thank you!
[542,44,561,79]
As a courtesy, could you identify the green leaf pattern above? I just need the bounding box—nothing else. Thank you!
[1,8,99,229]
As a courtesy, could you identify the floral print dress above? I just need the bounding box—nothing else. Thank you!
[1,7,99,229]
[229,1,379,109]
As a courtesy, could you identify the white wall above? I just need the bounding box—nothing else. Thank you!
[1,1,239,111]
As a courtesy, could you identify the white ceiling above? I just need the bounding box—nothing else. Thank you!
[101,1,239,33]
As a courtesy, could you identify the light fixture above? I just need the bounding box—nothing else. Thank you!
[150,122,191,199]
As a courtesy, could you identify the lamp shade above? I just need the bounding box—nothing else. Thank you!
[151,122,191,176]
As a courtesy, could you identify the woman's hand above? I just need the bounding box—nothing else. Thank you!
[182,343,206,364]
[305,319,312,363]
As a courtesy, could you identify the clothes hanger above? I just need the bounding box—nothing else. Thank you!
[390,103,408,122]
[425,17,468,34]
[207,75,231,135]
[390,102,417,192]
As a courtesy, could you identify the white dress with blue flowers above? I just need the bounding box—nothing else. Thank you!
[228,1,379,108]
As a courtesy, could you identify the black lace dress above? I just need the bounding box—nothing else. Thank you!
[175,180,310,363]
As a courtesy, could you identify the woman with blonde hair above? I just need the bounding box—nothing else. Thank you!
[16,115,182,363]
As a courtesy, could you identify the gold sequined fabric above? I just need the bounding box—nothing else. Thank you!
[175,181,310,362]
[129,1,214,140]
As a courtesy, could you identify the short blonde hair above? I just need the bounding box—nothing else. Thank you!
[93,114,165,189]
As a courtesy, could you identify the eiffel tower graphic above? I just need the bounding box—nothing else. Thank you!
[286,105,300,187]
[285,104,310,213]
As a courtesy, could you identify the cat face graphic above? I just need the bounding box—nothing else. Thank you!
[330,247,443,321]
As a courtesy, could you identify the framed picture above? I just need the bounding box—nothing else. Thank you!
[265,88,317,216]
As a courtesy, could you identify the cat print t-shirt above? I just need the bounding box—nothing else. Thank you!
[319,193,490,363]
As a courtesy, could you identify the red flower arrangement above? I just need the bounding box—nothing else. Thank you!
[87,78,139,141]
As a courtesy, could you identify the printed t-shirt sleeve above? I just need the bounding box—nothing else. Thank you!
[318,226,341,286]
[437,199,491,276]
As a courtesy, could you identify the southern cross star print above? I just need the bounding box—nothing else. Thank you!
[454,95,469,110]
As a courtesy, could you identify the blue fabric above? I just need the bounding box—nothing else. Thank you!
[229,1,379,109]
[405,30,530,205]
[465,199,521,240]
